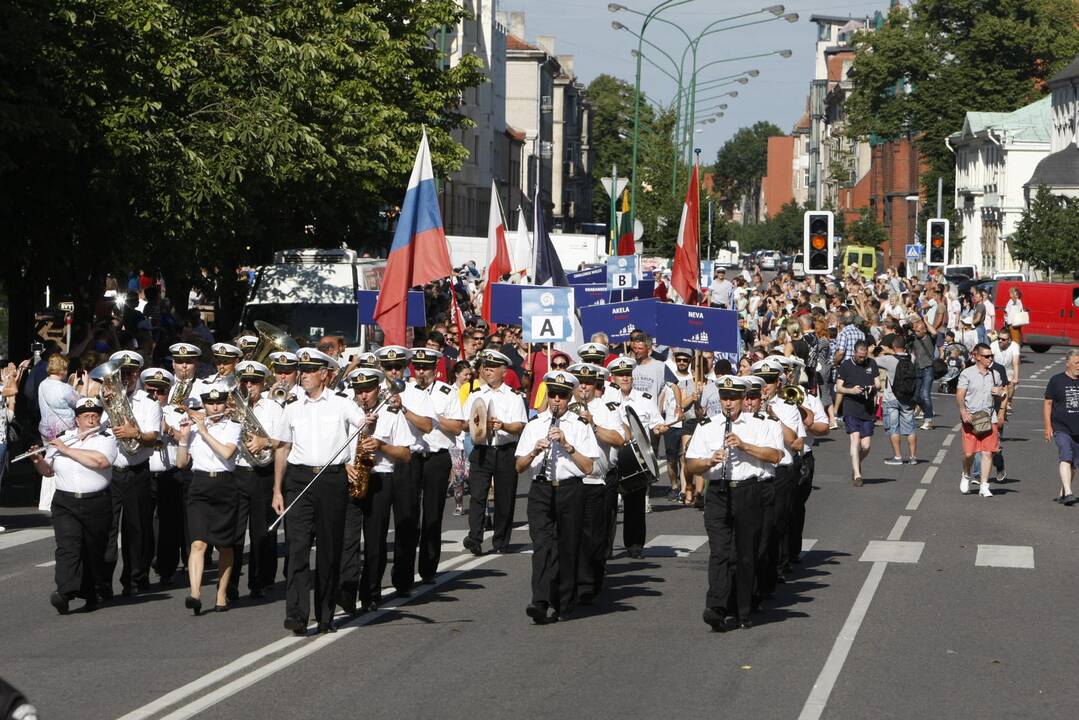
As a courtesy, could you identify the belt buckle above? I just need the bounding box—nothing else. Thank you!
[550,477,561,487]
[312,465,324,473]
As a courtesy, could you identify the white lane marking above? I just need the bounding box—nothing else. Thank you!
[932,448,947,464]
[905,489,927,511]
[975,544,1034,569]
[644,534,708,557]
[941,434,954,448]
[0,528,52,551]
[153,555,497,720]
[860,540,924,564]
[36,560,56,568]
[921,466,938,485]
[798,561,888,720]
[117,551,488,720]
[802,539,818,552]
[886,515,910,541]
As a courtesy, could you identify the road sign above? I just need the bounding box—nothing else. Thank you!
[600,177,629,199]
[905,244,923,260]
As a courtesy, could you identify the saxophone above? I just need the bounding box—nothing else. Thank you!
[91,361,142,454]
[348,383,400,499]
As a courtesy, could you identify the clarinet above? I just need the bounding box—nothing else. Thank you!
[536,415,560,482]
[719,410,733,491]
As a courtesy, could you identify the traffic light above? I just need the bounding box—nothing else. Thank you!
[803,210,834,274]
[927,219,949,266]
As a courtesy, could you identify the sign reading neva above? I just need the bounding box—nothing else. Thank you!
[606,255,639,290]
[654,303,738,353]
[521,287,574,343]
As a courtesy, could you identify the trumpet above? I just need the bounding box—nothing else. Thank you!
[268,382,292,406]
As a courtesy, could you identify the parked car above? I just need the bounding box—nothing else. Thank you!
[792,253,806,278]
[994,280,1079,353]
[759,251,780,271]
[945,264,978,280]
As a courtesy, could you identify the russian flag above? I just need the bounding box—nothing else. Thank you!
[375,129,454,346]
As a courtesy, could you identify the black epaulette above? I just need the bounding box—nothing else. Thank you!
[699,417,711,425]
[387,406,401,414]
[579,416,589,424]
[439,385,452,394]
[606,402,619,411]
[172,406,185,414]
[335,391,348,397]
[642,392,652,400]
[285,396,298,405]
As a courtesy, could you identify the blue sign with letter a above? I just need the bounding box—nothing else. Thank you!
[522,287,575,343]
[654,303,738,353]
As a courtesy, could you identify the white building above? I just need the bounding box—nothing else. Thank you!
[1025,56,1079,200]
[949,97,1052,273]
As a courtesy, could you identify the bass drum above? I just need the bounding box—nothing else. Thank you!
[616,405,659,494]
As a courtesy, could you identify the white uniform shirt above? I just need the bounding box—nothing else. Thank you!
[463,383,527,446]
[398,382,437,451]
[613,389,663,431]
[420,380,464,452]
[516,410,601,481]
[766,396,806,466]
[106,389,163,468]
[685,411,784,482]
[186,419,242,473]
[583,397,625,484]
[348,405,415,473]
[47,431,119,493]
[150,405,182,472]
[801,392,828,453]
[274,390,368,466]
[235,396,285,469]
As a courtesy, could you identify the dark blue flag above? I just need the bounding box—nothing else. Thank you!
[532,201,569,287]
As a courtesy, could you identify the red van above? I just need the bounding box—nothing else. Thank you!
[994,281,1079,352]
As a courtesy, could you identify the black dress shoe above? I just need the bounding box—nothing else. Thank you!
[226,586,240,605]
[338,592,358,615]
[420,576,437,585]
[395,587,413,598]
[702,607,727,632]
[184,596,202,616]
[214,604,229,613]
[135,580,151,593]
[122,585,136,598]
[739,618,754,630]
[316,623,336,634]
[83,598,99,612]
[526,602,551,625]
[462,536,483,556]
[492,546,509,555]
[250,588,266,600]
[50,591,71,615]
[578,591,595,606]
[283,617,307,634]
[361,600,380,614]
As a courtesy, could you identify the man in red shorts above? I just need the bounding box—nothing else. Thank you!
[957,343,1007,497]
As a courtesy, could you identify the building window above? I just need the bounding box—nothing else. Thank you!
[804,168,810,189]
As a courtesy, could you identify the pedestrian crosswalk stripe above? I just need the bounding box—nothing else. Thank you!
[644,534,708,557]
[0,528,52,551]
[975,544,1034,569]
[802,539,818,552]
[859,540,924,564]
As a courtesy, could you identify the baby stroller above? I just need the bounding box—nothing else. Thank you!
[938,342,968,394]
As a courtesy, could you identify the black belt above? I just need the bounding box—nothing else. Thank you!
[534,476,583,488]
[418,449,449,459]
[192,469,231,479]
[55,488,109,500]
[150,469,176,477]
[291,463,344,473]
[114,461,149,473]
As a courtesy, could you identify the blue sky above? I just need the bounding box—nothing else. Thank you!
[501,0,887,161]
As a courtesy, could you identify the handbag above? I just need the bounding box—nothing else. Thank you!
[931,357,948,380]
[1010,310,1029,327]
[968,410,993,434]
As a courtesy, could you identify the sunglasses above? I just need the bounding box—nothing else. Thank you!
[382,363,405,371]
[548,389,571,399]
[978,353,993,359]
[551,362,568,369]
[145,387,167,397]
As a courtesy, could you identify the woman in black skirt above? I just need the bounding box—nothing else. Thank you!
[176,387,241,615]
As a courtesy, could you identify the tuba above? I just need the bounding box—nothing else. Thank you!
[91,361,142,454]
[779,384,807,407]
[251,320,300,365]
[221,375,274,466]
[170,377,194,408]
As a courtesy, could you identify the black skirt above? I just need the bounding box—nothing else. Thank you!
[187,470,238,546]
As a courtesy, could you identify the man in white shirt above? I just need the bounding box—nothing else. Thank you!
[710,268,734,309]
[104,350,162,597]
[142,367,184,587]
[33,397,118,614]
[517,371,601,623]
[686,376,783,631]
[991,329,1020,409]
[462,349,527,556]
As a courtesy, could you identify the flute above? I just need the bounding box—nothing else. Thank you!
[11,426,104,463]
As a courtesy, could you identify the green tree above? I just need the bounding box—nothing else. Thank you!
[844,0,1079,211]
[846,209,890,249]
[712,121,782,224]
[635,107,684,256]
[1011,186,1079,275]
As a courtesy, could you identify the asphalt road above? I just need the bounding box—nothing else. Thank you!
[1,347,1075,720]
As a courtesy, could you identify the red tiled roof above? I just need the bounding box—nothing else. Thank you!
[505,126,526,142]
[507,34,541,52]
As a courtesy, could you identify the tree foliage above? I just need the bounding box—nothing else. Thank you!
[0,0,484,349]
[1010,186,1079,274]
[586,74,653,222]
[712,121,782,224]
[845,208,890,249]
[844,0,1079,207]
[730,201,805,254]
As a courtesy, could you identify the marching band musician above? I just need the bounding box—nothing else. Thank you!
[236,335,259,361]
[271,349,369,635]
[517,371,601,624]
[175,386,242,615]
[142,367,184,587]
[461,349,527,556]
[606,356,664,559]
[167,343,204,578]
[685,376,783,632]
[577,342,609,367]
[195,343,242,396]
[227,361,284,601]
[567,362,626,603]
[32,397,118,614]
[792,367,830,567]
[103,350,163,597]
[753,359,805,594]
[340,368,413,614]
[409,348,465,584]
[268,351,303,403]
[374,345,435,596]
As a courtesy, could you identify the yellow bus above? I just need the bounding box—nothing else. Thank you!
[840,245,884,281]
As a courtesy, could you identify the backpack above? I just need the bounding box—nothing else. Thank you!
[893,355,917,404]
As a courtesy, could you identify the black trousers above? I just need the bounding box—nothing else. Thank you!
[354,470,398,603]
[604,472,621,558]
[789,453,814,563]
[528,478,585,614]
[105,462,153,590]
[390,457,421,593]
[578,475,612,596]
[283,464,347,626]
[151,469,185,580]
[230,464,278,594]
[756,478,777,597]
[339,487,366,606]
[621,486,647,551]
[773,462,798,571]
[704,480,762,620]
[52,490,112,600]
[466,443,518,551]
[417,450,452,581]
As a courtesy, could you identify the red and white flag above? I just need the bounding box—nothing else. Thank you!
[481,182,512,323]
[672,160,701,305]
